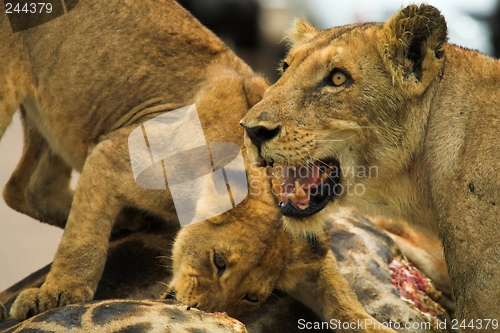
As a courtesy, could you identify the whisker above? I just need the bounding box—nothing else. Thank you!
[296,150,311,167]
[156,281,169,288]
[269,292,283,301]
[155,242,175,252]
[301,147,315,166]
[310,125,369,143]
[312,134,358,142]
[156,255,171,260]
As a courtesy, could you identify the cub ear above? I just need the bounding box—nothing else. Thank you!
[378,4,447,83]
[244,74,269,108]
[286,18,319,45]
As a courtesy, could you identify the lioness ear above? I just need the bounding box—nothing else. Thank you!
[244,75,269,108]
[379,4,447,83]
[286,18,319,45]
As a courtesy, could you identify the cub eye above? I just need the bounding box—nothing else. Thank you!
[282,61,289,72]
[213,252,226,277]
[244,293,259,303]
[330,70,349,87]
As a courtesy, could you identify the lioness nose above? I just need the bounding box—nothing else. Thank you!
[241,125,281,147]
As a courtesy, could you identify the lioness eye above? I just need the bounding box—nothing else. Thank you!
[330,70,348,86]
[213,252,226,276]
[244,293,259,303]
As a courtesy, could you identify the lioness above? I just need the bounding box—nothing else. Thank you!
[0,0,269,320]
[240,4,500,324]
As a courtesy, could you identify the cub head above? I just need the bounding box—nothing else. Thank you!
[240,4,447,235]
[164,218,289,317]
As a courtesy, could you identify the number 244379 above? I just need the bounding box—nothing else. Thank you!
[5,3,53,14]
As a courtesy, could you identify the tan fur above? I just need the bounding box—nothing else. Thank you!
[241,4,500,323]
[1,0,269,320]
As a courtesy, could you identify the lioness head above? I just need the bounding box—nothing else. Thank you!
[240,4,447,235]
[164,218,290,317]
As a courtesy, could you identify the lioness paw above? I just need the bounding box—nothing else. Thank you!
[10,286,93,321]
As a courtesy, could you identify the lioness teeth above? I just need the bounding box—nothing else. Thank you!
[272,179,281,195]
[295,181,307,200]
[296,202,310,210]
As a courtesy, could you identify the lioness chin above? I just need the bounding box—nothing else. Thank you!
[1,0,268,320]
[241,3,500,324]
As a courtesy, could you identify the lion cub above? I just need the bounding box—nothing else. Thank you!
[165,190,396,333]
[241,3,500,324]
[1,0,268,320]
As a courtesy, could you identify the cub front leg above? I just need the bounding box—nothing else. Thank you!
[9,133,130,320]
[289,251,396,333]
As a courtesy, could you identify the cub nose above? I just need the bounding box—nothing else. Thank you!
[164,290,177,300]
[241,125,281,147]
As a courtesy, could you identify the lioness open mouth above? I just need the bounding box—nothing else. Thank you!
[267,160,341,217]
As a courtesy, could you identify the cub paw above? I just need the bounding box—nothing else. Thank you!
[10,286,93,321]
[0,302,6,321]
